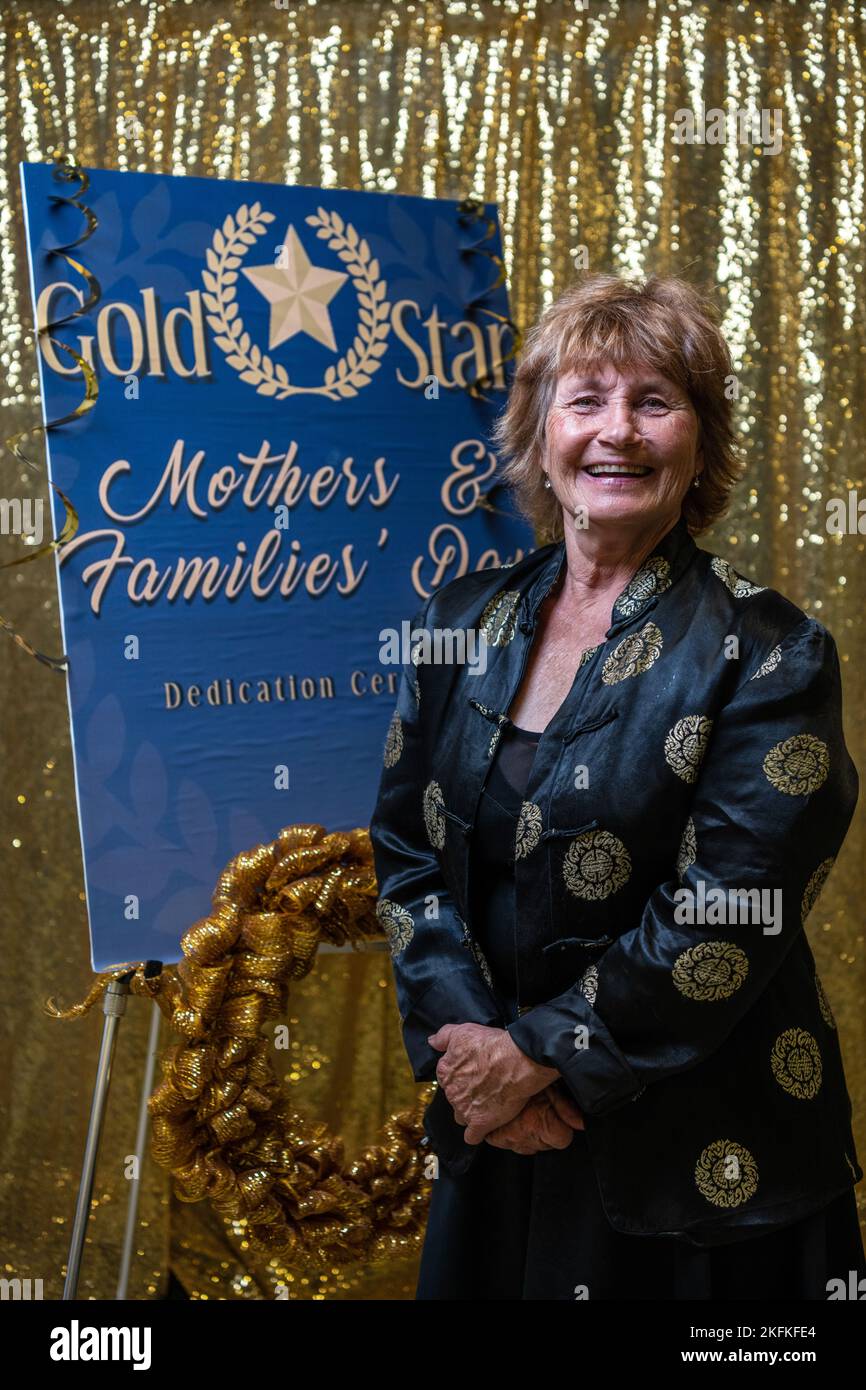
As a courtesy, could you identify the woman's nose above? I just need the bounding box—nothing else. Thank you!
[596,406,641,446]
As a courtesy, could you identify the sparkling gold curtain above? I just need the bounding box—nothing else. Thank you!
[1,0,863,1300]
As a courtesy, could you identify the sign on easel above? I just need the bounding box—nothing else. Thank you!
[20,162,532,969]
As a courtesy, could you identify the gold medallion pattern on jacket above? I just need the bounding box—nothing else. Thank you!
[763,733,829,795]
[515,800,543,859]
[815,973,837,1030]
[710,555,766,597]
[601,621,663,685]
[664,714,713,783]
[676,815,697,880]
[478,589,521,646]
[750,644,782,680]
[801,856,835,924]
[578,642,601,670]
[383,709,403,768]
[770,1027,822,1099]
[695,1139,759,1208]
[579,963,599,1006]
[563,828,631,900]
[672,940,749,1001]
[422,779,446,849]
[410,638,423,705]
[613,554,672,617]
[472,939,494,989]
[459,915,494,989]
[375,898,414,957]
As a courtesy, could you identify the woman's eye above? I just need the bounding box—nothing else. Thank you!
[568,395,669,409]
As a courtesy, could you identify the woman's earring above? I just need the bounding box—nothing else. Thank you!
[543,475,552,489]
[692,472,701,488]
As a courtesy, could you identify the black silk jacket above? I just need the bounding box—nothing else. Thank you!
[369,514,863,1246]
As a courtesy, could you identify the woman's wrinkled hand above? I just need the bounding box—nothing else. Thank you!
[544,1081,585,1132]
[427,1021,560,1144]
[484,1085,584,1154]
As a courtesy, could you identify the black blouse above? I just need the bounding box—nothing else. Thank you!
[468,722,542,1010]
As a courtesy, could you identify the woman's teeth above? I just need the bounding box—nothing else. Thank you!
[584,464,652,477]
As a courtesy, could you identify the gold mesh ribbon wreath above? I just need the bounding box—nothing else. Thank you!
[47,823,435,1269]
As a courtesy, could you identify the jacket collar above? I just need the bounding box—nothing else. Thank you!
[518,512,697,637]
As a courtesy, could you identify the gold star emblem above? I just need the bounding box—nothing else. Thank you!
[242,224,348,350]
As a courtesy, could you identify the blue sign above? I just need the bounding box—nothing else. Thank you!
[19,161,533,969]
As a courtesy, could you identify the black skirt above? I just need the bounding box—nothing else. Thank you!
[417,722,866,1300]
[417,1127,866,1300]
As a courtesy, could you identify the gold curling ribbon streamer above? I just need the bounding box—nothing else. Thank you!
[46,822,436,1271]
[0,152,101,672]
[456,197,522,404]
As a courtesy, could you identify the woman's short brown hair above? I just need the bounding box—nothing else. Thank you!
[490,271,743,542]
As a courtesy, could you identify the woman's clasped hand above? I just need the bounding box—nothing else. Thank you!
[427,1021,585,1152]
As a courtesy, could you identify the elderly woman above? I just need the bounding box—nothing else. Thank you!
[369,272,866,1300]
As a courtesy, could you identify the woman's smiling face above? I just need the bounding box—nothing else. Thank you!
[544,361,704,534]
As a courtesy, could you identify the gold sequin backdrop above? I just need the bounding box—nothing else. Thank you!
[1,0,864,1301]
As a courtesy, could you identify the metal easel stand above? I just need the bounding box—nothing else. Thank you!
[116,995,163,1300]
[62,943,388,1300]
[62,961,163,1301]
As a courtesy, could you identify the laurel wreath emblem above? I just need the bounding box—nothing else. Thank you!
[202,202,392,399]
